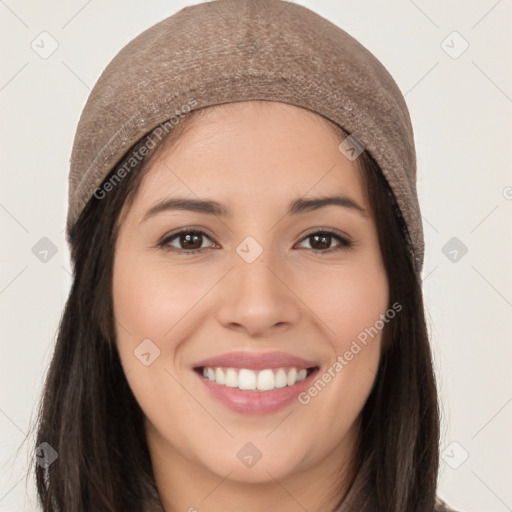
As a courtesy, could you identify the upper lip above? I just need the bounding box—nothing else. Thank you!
[193,351,319,370]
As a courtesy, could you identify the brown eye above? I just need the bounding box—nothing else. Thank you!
[297,230,352,253]
[310,233,332,250]
[159,229,215,253]
[179,232,203,250]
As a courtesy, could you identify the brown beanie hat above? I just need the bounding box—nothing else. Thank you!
[66,0,424,277]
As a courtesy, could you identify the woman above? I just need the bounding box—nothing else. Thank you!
[33,1,459,510]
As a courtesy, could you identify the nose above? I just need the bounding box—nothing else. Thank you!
[216,250,301,337]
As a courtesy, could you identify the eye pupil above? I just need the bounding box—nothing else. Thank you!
[181,232,202,250]
[311,233,331,250]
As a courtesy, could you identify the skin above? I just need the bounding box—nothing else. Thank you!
[112,101,389,512]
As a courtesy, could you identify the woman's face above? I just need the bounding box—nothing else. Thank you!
[112,101,389,489]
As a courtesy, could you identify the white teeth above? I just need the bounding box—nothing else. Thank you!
[215,367,225,385]
[256,369,274,391]
[286,368,297,386]
[199,366,313,391]
[274,368,288,388]
[239,369,256,390]
[296,369,308,382]
[224,368,238,388]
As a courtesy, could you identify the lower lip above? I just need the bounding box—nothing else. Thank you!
[195,369,319,414]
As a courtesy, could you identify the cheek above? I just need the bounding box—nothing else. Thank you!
[297,258,388,405]
[307,259,389,347]
[293,263,388,446]
[112,254,207,356]
[111,254,203,428]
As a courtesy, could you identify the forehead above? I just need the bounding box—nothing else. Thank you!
[126,101,366,217]
[178,100,348,146]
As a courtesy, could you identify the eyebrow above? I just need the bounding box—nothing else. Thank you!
[140,194,367,223]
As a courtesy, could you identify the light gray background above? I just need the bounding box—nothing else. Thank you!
[1,1,511,510]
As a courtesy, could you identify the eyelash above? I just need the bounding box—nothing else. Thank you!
[157,228,353,255]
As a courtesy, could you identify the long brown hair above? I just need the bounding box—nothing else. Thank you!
[30,103,440,511]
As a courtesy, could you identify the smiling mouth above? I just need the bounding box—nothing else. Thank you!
[194,366,319,392]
